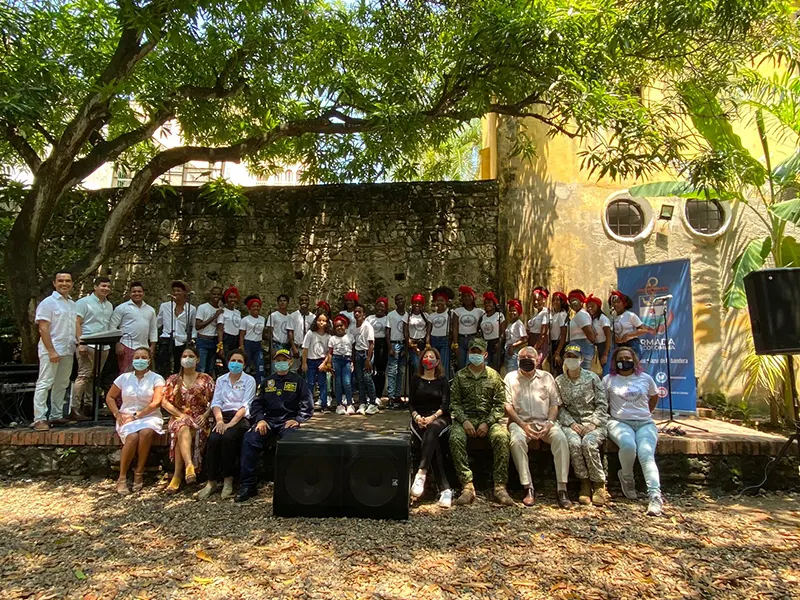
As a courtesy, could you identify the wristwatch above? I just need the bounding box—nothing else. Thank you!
[546,420,555,425]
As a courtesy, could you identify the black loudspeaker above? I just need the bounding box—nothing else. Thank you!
[273,429,410,520]
[744,268,800,355]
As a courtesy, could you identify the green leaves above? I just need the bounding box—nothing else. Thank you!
[779,235,800,268]
[769,198,800,224]
[723,237,773,309]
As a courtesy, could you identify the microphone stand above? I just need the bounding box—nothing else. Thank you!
[655,297,707,433]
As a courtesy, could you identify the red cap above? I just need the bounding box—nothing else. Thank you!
[375,296,389,307]
[483,291,499,306]
[222,286,239,301]
[552,292,568,305]
[333,314,350,327]
[245,297,262,309]
[507,299,523,314]
[316,300,331,313]
[585,294,603,308]
[458,285,475,298]
[411,293,426,303]
[532,287,549,299]
[568,290,586,303]
[344,291,359,302]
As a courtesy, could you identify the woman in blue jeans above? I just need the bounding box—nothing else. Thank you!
[301,313,331,411]
[323,315,355,415]
[603,346,663,516]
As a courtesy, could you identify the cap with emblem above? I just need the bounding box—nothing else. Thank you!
[563,343,582,357]
[468,337,488,352]
[273,348,292,360]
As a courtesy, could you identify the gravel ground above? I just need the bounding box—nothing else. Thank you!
[0,479,798,600]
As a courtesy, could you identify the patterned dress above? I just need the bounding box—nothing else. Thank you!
[163,373,214,470]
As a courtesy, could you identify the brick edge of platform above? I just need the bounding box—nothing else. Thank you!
[0,429,168,447]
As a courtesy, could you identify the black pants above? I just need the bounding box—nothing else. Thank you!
[156,339,185,377]
[220,333,240,373]
[550,340,563,376]
[412,416,451,491]
[372,338,388,398]
[205,411,250,480]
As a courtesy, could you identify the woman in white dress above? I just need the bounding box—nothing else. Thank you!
[105,347,166,495]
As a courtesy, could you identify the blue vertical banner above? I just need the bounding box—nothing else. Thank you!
[616,259,697,413]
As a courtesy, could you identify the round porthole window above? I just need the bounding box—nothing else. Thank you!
[602,192,654,243]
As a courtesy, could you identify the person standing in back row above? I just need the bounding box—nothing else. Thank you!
[195,286,224,376]
[478,291,505,371]
[240,296,266,385]
[366,297,389,401]
[156,280,197,377]
[454,286,484,369]
[111,281,158,374]
[429,288,453,378]
[289,293,315,371]
[267,294,293,373]
[386,294,409,410]
[353,304,379,415]
[220,287,242,361]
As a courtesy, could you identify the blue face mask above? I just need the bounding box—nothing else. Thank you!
[228,361,244,374]
[468,353,485,366]
[132,358,150,371]
[274,361,291,373]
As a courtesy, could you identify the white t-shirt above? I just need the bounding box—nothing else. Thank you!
[603,372,658,421]
[35,291,77,357]
[527,307,549,335]
[592,313,612,343]
[339,310,357,336]
[429,311,450,338]
[354,320,375,351]
[329,333,355,357]
[505,319,527,350]
[407,312,429,340]
[196,302,224,337]
[113,370,166,414]
[267,311,293,344]
[222,307,242,336]
[366,314,388,339]
[479,311,505,340]
[288,310,315,346]
[569,309,592,341]
[110,300,158,350]
[240,314,265,342]
[614,310,644,337]
[302,330,330,360]
[549,311,568,341]
[455,306,485,335]
[386,310,408,342]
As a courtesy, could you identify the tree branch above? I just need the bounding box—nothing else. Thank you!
[2,121,42,174]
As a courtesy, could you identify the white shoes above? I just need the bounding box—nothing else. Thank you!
[618,471,638,500]
[335,405,346,415]
[411,472,426,497]
[313,401,322,410]
[646,494,663,516]
[345,405,356,415]
[365,404,380,415]
[356,403,367,415]
[438,489,453,508]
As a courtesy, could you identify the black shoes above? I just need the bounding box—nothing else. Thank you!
[557,489,573,509]
[234,487,257,503]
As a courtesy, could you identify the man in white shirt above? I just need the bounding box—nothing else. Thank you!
[156,280,197,376]
[71,276,113,421]
[110,281,158,373]
[353,304,379,415]
[32,270,78,430]
[385,294,408,409]
[504,346,571,509]
[266,293,294,373]
[195,286,224,375]
[288,292,315,371]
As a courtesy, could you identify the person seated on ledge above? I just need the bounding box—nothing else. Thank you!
[556,343,609,506]
[603,347,663,517]
[504,346,571,509]
[449,337,514,507]
[235,348,313,502]
[105,347,165,496]
[198,349,257,500]
[160,345,214,495]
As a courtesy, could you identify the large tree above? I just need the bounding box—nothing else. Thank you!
[0,0,795,359]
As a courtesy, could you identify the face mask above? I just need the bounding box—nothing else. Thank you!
[564,357,581,371]
[274,361,291,372]
[468,353,485,366]
[132,358,149,371]
[228,361,244,374]
[421,357,438,370]
[181,357,197,369]
[518,358,536,372]
[616,360,635,372]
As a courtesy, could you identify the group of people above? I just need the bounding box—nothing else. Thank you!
[30,270,662,513]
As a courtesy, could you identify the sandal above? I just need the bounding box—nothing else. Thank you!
[165,476,181,495]
[116,480,130,496]
[185,464,197,485]
[132,473,144,493]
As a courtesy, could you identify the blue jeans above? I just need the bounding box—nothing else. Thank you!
[355,351,377,405]
[486,338,502,371]
[430,336,450,379]
[386,342,406,399]
[306,357,328,407]
[409,339,425,374]
[243,340,265,386]
[607,419,661,497]
[457,334,474,370]
[332,355,353,405]
[596,340,611,377]
[196,337,217,375]
[571,337,595,370]
[619,337,642,360]
[270,341,291,373]
[504,347,519,373]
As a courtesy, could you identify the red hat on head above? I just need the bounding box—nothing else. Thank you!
[609,291,632,309]
[344,291,359,302]
[532,287,549,299]
[375,296,389,307]
[316,300,331,313]
[458,285,475,298]
[507,298,523,314]
[568,290,587,303]
[245,297,262,309]
[222,286,239,301]
[333,314,350,327]
[552,291,568,305]
[585,294,603,308]
[483,291,499,306]
[411,293,426,303]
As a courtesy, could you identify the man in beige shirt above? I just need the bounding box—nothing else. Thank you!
[504,346,571,508]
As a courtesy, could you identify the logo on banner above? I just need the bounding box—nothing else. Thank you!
[655,371,668,384]
[657,386,669,398]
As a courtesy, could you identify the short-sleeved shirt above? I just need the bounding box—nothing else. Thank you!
[211,372,256,417]
[329,333,355,357]
[222,307,242,336]
[110,299,158,350]
[113,370,165,414]
[503,369,559,425]
[302,331,330,360]
[240,314,265,342]
[267,311,293,344]
[480,311,505,341]
[569,309,592,341]
[339,310,357,336]
[614,310,643,337]
[603,372,658,421]
[354,320,375,352]
[386,310,408,342]
[429,311,451,338]
[549,311,568,341]
[366,314,388,339]
[454,307,485,336]
[157,302,197,344]
[527,307,550,336]
[35,291,77,357]
[196,302,224,337]
[75,293,113,349]
[288,310,315,346]
[504,319,527,350]
[592,313,612,343]
[407,312,429,340]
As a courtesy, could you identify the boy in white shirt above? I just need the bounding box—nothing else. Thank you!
[353,304,379,415]
[385,294,409,409]
[267,293,293,373]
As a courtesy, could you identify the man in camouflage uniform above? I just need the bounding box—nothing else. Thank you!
[449,337,514,506]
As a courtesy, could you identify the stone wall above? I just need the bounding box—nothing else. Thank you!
[103,181,499,307]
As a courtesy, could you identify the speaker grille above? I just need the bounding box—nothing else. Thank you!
[283,455,338,505]
[348,456,401,508]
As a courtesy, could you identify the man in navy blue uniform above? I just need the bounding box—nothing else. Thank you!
[235,348,314,502]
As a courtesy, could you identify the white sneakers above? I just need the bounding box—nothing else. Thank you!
[365,404,380,415]
[335,405,346,415]
[618,471,638,500]
[345,405,356,415]
[646,494,663,516]
[356,403,367,415]
[334,403,379,416]
[438,489,453,508]
[411,472,427,497]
